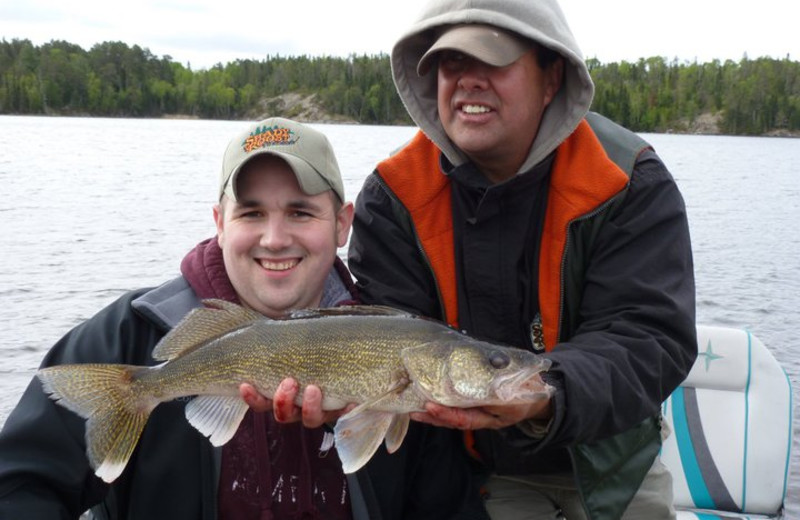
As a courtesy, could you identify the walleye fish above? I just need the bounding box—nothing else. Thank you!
[37,300,552,483]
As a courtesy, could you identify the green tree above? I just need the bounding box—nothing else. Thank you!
[0,38,796,133]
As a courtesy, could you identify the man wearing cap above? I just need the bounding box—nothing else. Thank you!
[0,117,487,519]
[346,0,697,519]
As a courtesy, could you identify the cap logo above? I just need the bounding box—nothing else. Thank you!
[243,125,298,153]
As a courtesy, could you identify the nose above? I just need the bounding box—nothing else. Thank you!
[456,59,491,90]
[259,217,292,250]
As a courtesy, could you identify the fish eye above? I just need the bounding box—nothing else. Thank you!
[488,351,510,369]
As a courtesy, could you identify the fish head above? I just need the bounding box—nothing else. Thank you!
[401,336,552,407]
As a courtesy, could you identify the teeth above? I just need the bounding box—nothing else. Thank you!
[260,259,298,271]
[462,104,491,114]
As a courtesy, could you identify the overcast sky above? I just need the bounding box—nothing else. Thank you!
[2,0,797,70]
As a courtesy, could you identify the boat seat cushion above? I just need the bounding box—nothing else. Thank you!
[661,326,793,518]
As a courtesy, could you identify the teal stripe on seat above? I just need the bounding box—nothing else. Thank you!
[672,387,714,508]
[673,385,741,512]
[742,331,752,510]
[781,366,793,507]
[694,513,749,520]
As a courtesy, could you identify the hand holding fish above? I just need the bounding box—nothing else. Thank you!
[410,388,553,430]
[239,380,354,428]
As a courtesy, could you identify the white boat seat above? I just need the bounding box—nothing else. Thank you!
[661,326,793,519]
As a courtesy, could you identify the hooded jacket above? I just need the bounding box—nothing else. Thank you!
[0,238,488,520]
[348,0,697,518]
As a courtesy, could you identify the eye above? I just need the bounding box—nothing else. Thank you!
[438,50,469,72]
[488,351,510,369]
[237,209,263,219]
[440,50,467,62]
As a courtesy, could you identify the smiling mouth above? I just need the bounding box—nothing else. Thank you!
[460,104,492,114]
[259,259,300,271]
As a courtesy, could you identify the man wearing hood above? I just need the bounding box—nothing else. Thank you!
[347,0,698,518]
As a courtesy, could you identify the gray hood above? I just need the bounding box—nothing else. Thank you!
[391,0,594,172]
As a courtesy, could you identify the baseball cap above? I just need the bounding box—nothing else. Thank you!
[417,24,531,76]
[220,117,345,202]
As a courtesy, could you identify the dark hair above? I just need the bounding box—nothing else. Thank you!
[531,41,562,69]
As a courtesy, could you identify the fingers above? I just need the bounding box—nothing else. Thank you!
[410,400,551,430]
[241,379,353,428]
[411,403,500,430]
[239,383,273,413]
[300,386,354,428]
[273,379,301,423]
[300,385,326,428]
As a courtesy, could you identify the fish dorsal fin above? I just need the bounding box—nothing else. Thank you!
[184,395,250,446]
[152,299,262,361]
[286,305,414,320]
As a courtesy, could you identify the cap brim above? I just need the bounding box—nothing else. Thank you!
[224,150,333,201]
[417,24,530,76]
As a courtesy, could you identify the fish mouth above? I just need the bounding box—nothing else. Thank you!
[493,367,551,402]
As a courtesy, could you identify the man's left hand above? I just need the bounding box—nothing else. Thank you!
[410,397,552,430]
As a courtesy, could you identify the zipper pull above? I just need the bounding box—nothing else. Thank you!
[530,313,546,352]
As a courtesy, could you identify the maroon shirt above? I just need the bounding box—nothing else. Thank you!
[181,238,353,520]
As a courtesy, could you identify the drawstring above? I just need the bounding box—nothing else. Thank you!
[294,430,319,519]
[254,413,321,519]
[253,412,274,520]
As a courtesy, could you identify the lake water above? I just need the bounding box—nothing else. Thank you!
[1,115,798,516]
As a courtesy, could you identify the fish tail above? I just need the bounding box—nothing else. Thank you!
[37,364,155,483]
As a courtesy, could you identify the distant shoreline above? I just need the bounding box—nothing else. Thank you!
[3,40,798,136]
[8,110,797,138]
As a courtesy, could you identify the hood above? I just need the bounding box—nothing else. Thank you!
[391,0,594,172]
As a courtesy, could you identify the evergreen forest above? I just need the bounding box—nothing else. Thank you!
[1,38,798,136]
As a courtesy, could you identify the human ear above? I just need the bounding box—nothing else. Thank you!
[213,202,226,246]
[335,202,355,247]
[543,58,564,107]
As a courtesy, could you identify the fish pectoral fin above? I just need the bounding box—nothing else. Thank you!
[384,414,410,454]
[334,409,396,474]
[185,395,249,446]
